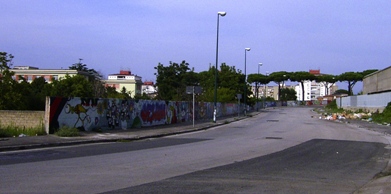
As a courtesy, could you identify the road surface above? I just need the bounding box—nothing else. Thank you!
[1,107,390,193]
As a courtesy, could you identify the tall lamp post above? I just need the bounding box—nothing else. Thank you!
[257,63,262,111]
[244,48,251,116]
[214,11,226,123]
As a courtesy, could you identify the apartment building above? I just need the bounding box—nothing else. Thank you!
[104,70,143,97]
[9,66,91,83]
[294,70,337,101]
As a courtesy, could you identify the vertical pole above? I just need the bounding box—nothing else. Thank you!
[214,14,220,123]
[244,50,247,116]
[193,86,195,128]
[257,64,259,111]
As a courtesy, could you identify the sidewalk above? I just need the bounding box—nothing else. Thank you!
[0,112,258,152]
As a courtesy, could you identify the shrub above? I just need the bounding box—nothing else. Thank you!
[0,124,46,138]
[325,100,344,113]
[372,102,391,124]
[54,126,80,137]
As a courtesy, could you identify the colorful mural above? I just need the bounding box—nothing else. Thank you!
[48,97,241,133]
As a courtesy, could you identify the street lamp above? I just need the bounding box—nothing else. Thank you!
[244,48,251,116]
[257,63,262,111]
[214,11,226,123]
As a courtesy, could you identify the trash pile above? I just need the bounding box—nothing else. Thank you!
[319,112,372,121]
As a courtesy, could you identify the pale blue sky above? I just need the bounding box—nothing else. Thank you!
[1,0,391,93]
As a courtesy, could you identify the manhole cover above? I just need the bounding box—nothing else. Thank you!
[267,120,279,122]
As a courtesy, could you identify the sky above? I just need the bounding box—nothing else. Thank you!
[1,0,391,94]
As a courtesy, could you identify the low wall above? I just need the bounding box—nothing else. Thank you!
[0,110,45,129]
[337,92,391,113]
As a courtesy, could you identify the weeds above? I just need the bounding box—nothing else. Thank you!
[371,102,391,124]
[54,126,80,137]
[325,100,344,114]
[0,125,46,138]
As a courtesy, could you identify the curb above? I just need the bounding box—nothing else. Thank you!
[0,114,253,152]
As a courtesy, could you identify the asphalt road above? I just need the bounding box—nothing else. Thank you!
[0,107,390,193]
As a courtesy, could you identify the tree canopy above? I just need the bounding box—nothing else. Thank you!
[290,71,316,102]
[338,69,377,95]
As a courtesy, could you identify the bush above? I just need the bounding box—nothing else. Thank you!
[0,124,46,138]
[325,100,344,113]
[372,102,391,124]
[54,126,80,137]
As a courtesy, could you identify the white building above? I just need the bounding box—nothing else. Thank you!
[104,70,143,97]
[142,81,157,98]
[295,81,334,101]
[294,70,337,101]
[9,66,91,83]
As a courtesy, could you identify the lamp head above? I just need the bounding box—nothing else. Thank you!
[259,63,263,66]
[245,48,251,51]
[218,12,227,16]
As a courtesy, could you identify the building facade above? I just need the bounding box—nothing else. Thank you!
[8,66,91,83]
[104,70,143,97]
[294,70,337,102]
[363,66,391,94]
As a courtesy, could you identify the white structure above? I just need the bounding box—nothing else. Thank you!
[295,81,334,101]
[142,81,157,98]
[9,66,91,83]
[104,70,143,97]
[294,70,337,101]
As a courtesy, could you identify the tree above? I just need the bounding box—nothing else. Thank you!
[154,61,198,101]
[280,88,297,101]
[334,89,349,95]
[268,71,290,101]
[28,77,51,110]
[0,52,24,110]
[338,69,377,95]
[50,74,94,97]
[316,74,337,96]
[198,63,244,103]
[247,73,270,100]
[69,59,105,98]
[290,71,316,102]
[69,59,89,72]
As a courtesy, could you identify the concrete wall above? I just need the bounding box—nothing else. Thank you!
[0,110,45,129]
[337,92,391,113]
[48,97,241,134]
[363,66,391,94]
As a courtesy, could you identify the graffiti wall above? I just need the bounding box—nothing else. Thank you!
[48,97,240,134]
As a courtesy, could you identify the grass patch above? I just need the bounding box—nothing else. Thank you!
[324,100,344,114]
[54,126,80,137]
[371,102,391,124]
[0,125,46,138]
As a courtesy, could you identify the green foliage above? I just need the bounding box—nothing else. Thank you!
[198,63,245,103]
[0,52,23,110]
[50,74,94,97]
[154,61,198,101]
[268,71,290,101]
[316,74,337,96]
[54,126,80,137]
[338,70,377,96]
[0,124,46,137]
[290,71,316,102]
[334,89,349,95]
[325,100,344,113]
[280,88,297,101]
[372,102,391,124]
